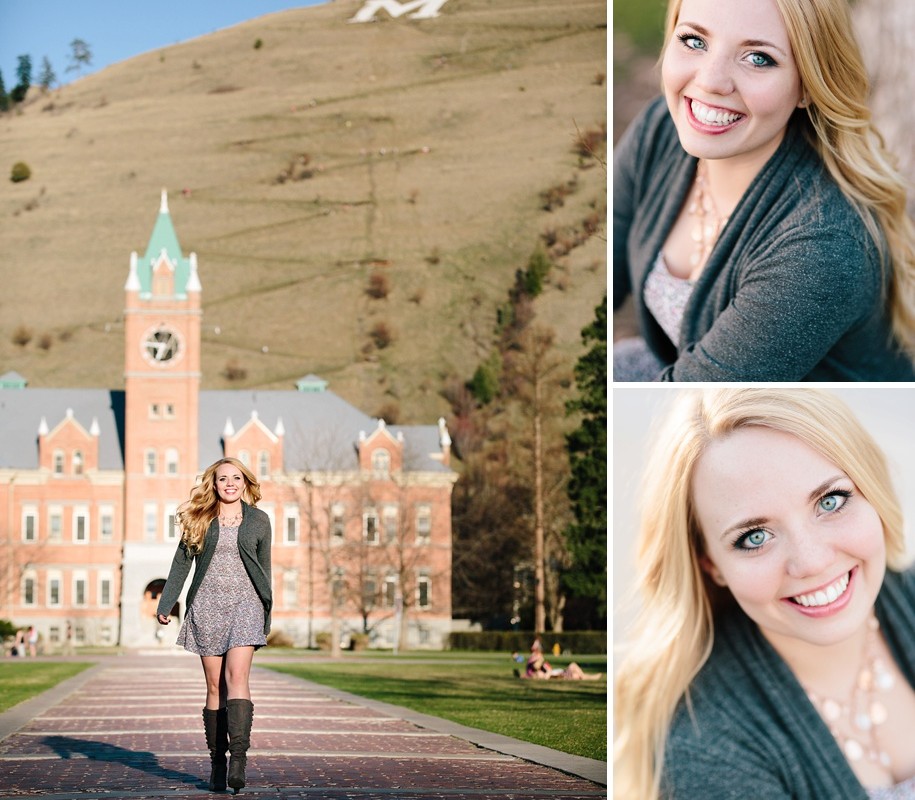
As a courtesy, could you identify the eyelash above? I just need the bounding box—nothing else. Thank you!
[731,488,853,553]
[675,32,778,69]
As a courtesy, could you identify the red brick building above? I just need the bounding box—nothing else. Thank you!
[0,192,457,651]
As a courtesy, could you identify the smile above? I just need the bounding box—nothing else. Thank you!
[690,98,744,126]
[790,571,851,608]
[685,97,746,134]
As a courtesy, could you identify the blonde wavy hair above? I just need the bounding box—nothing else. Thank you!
[662,0,915,360]
[177,457,262,555]
[613,388,908,800]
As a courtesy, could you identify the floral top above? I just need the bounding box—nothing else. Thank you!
[642,253,694,346]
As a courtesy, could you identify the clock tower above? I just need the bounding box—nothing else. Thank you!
[120,190,202,647]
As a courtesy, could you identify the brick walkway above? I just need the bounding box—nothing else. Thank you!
[0,655,606,799]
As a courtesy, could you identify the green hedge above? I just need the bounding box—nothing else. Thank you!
[447,630,606,654]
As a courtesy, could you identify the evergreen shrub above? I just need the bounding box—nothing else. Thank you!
[10,161,31,182]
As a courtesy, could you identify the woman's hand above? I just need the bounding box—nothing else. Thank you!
[156,614,171,625]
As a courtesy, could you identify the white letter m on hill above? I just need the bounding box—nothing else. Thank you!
[349,0,449,23]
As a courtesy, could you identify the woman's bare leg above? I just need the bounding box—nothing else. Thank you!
[201,655,228,709]
[224,646,255,700]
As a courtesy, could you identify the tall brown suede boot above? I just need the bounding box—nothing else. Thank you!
[226,699,254,794]
[202,707,228,791]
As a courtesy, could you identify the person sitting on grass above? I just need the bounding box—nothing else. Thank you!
[512,639,603,680]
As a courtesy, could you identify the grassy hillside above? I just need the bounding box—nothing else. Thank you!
[0,0,606,423]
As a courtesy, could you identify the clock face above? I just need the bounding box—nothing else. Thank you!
[143,327,181,364]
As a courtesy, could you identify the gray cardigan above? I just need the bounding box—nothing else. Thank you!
[613,97,915,381]
[156,500,273,636]
[662,568,915,799]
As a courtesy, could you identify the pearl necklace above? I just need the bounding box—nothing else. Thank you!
[688,160,729,271]
[803,615,895,772]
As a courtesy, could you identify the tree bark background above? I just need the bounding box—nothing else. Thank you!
[853,0,915,210]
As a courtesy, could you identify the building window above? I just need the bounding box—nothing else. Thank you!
[150,403,160,418]
[53,450,65,475]
[22,507,38,542]
[331,503,346,540]
[99,507,114,542]
[284,506,299,545]
[23,575,36,606]
[145,449,157,475]
[239,450,250,468]
[283,570,298,607]
[165,403,175,418]
[74,574,87,607]
[416,504,432,543]
[371,448,391,476]
[384,575,398,608]
[164,504,179,542]
[101,626,113,644]
[48,573,61,607]
[383,505,398,543]
[363,574,377,609]
[332,568,346,605]
[74,626,85,645]
[363,508,379,545]
[165,448,179,475]
[49,627,60,644]
[258,451,269,480]
[99,575,112,607]
[144,503,158,543]
[49,508,63,541]
[417,572,431,610]
[73,508,89,543]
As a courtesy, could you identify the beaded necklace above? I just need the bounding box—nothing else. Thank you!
[803,615,895,776]
[687,160,729,271]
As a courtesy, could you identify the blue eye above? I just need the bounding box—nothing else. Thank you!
[747,52,776,68]
[677,33,707,52]
[735,529,771,551]
[818,491,850,514]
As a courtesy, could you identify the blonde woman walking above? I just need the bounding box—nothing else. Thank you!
[157,457,272,794]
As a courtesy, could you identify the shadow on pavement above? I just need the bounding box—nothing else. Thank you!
[42,735,204,787]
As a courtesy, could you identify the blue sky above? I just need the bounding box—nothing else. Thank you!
[0,1,325,89]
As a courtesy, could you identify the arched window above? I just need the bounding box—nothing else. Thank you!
[72,450,84,475]
[371,448,390,476]
[53,450,65,475]
[258,451,269,479]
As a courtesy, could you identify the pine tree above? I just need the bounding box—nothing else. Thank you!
[66,39,93,77]
[563,296,607,627]
[38,57,56,91]
[0,70,9,112]
[10,54,32,103]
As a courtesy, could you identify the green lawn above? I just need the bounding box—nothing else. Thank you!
[263,652,607,762]
[0,662,92,713]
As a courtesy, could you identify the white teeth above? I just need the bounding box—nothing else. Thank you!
[691,99,742,126]
[792,572,850,608]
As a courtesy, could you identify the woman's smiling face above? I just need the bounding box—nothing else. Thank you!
[215,462,245,505]
[662,0,805,171]
[691,426,886,650]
